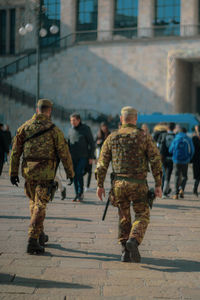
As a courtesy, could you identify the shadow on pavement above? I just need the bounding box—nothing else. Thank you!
[142,257,200,272]
[0,273,92,289]
[45,243,120,262]
[0,215,92,222]
[155,203,200,210]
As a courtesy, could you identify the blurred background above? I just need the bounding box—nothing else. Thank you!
[0,0,200,135]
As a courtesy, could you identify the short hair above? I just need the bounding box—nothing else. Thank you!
[180,127,187,133]
[38,105,52,113]
[169,122,175,131]
[70,113,81,120]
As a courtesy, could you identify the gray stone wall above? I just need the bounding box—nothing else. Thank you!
[5,38,200,115]
[0,94,70,137]
[0,94,99,138]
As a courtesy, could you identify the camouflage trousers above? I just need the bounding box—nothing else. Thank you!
[113,180,150,245]
[24,181,51,239]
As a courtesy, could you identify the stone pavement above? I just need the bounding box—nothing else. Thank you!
[0,163,200,300]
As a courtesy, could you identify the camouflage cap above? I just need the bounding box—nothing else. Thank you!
[37,99,53,108]
[121,106,137,116]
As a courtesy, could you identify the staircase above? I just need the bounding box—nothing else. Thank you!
[0,31,110,124]
[0,81,107,123]
[0,33,76,80]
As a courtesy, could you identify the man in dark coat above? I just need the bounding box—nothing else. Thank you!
[3,125,12,163]
[192,125,200,196]
[0,123,9,175]
[68,113,95,202]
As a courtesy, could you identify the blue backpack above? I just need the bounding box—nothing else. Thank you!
[174,137,191,162]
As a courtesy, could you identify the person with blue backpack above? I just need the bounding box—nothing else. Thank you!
[169,127,194,199]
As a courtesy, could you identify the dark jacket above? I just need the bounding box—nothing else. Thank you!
[68,122,95,160]
[4,130,12,150]
[0,130,8,157]
[192,135,200,179]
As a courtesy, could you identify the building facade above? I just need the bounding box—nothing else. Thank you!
[1,0,200,130]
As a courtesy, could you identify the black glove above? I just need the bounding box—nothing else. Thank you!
[10,176,20,187]
[67,177,74,186]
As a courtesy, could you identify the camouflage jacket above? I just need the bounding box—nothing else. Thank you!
[9,113,74,181]
[96,124,162,188]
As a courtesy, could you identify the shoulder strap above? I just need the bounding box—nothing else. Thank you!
[24,124,55,144]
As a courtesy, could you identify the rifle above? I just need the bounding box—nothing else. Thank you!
[102,173,115,221]
[102,197,110,221]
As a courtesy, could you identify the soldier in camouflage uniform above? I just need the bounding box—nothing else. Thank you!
[9,99,74,254]
[96,106,162,263]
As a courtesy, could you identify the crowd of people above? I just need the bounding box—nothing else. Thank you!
[4,100,200,261]
[150,122,199,199]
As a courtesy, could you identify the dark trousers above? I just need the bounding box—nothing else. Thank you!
[86,164,92,188]
[174,163,188,195]
[0,155,4,176]
[163,160,173,195]
[72,157,87,196]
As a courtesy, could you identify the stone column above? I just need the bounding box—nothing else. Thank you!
[6,9,10,54]
[181,0,198,36]
[138,0,155,38]
[60,0,76,38]
[98,0,114,41]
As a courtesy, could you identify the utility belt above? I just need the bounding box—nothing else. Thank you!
[114,175,146,184]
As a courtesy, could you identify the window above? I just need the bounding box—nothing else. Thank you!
[10,9,16,54]
[154,0,180,36]
[76,0,98,41]
[0,10,6,55]
[40,0,60,47]
[114,0,138,38]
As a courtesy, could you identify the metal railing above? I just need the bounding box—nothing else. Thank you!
[0,24,200,80]
[0,33,76,80]
[0,81,108,123]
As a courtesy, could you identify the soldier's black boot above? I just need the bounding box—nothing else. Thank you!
[27,238,45,254]
[121,241,131,262]
[126,238,141,263]
[39,232,49,247]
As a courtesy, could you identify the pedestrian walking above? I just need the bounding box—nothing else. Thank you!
[9,99,74,254]
[96,106,162,263]
[68,113,95,202]
[95,122,110,160]
[160,122,176,198]
[0,123,9,176]
[169,127,194,199]
[191,125,200,196]
[141,123,150,134]
[3,125,12,163]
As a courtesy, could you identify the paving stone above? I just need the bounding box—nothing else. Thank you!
[0,165,200,299]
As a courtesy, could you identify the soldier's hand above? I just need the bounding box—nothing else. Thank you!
[155,186,162,198]
[97,187,105,201]
[10,176,20,187]
[67,177,74,185]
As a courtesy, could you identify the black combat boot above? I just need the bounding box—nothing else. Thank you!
[126,238,141,263]
[121,241,131,262]
[27,238,45,254]
[39,232,49,247]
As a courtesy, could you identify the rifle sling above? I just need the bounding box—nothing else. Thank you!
[24,124,55,143]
